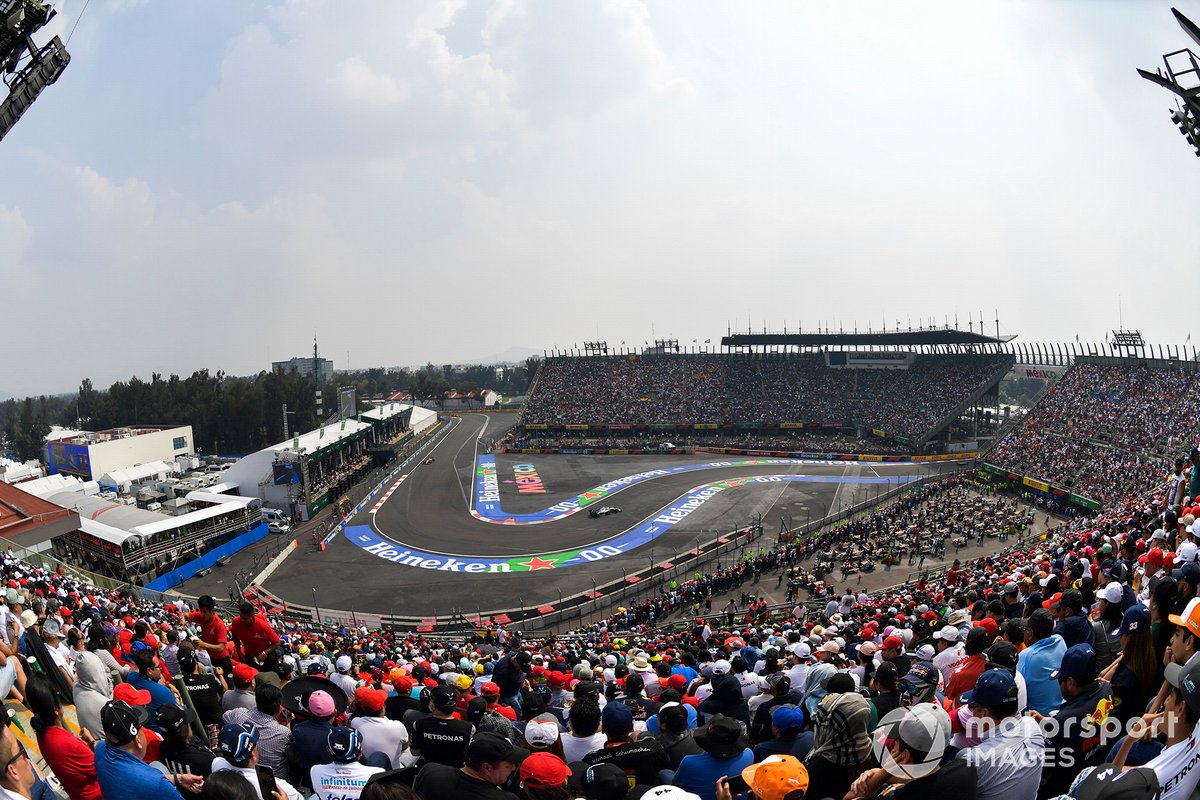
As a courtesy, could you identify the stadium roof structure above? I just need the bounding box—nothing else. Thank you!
[721,326,1017,349]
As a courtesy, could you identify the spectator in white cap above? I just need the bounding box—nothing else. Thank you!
[1093,582,1126,672]
[1178,541,1199,565]
[331,655,357,698]
[784,643,810,693]
[932,625,964,688]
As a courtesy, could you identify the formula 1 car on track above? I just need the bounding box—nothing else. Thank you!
[423,457,435,465]
[589,506,622,518]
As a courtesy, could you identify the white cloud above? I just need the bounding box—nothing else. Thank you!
[0,205,32,276]
[331,57,410,106]
[0,1,1196,393]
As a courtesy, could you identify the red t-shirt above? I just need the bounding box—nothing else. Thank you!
[187,611,231,659]
[38,725,102,800]
[229,614,280,660]
[945,653,987,706]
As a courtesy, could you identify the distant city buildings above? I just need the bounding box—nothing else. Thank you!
[272,356,334,379]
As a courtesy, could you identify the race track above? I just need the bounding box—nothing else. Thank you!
[263,414,960,617]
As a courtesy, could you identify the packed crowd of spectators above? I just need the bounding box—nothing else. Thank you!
[2,457,1195,800]
[786,477,1037,579]
[1,360,1197,800]
[988,364,1200,506]
[522,354,1008,441]
[497,431,910,456]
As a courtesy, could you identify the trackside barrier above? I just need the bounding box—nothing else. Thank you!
[320,420,448,547]
[254,419,452,587]
[450,408,520,413]
[251,538,299,586]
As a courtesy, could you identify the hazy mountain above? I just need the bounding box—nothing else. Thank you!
[457,346,543,365]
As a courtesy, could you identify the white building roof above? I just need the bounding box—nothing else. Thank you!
[272,419,372,458]
[44,427,86,442]
[360,403,409,423]
[130,501,247,536]
[79,517,134,545]
[98,461,173,487]
[184,490,258,508]
[15,474,85,499]
[47,491,163,531]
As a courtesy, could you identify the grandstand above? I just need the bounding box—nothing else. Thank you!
[221,401,426,521]
[984,355,1200,510]
[520,329,1014,454]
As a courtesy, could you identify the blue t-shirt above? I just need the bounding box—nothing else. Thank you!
[671,665,699,683]
[126,672,179,732]
[673,749,754,800]
[645,704,699,733]
[94,741,185,800]
[1017,634,1067,714]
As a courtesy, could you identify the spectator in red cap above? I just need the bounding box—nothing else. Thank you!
[1139,548,1167,600]
[880,636,911,677]
[221,663,258,714]
[518,751,571,800]
[546,671,569,706]
[479,682,517,721]
[351,687,408,769]
[113,682,164,764]
[383,672,419,721]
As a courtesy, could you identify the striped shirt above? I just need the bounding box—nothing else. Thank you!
[222,707,293,782]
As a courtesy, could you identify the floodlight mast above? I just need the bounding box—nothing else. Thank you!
[1138,8,1200,157]
[0,0,70,142]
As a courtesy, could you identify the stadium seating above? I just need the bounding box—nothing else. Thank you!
[521,353,1008,441]
[987,363,1200,505]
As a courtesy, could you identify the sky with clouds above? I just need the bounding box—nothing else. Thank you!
[1,0,1197,395]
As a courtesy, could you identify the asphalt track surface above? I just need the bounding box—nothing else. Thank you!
[264,415,961,617]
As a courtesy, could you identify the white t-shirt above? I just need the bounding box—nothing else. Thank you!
[331,672,357,698]
[735,671,761,700]
[785,663,808,693]
[1146,730,1200,800]
[350,715,409,767]
[933,644,966,687]
[310,760,384,800]
[561,731,606,763]
[47,641,73,676]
